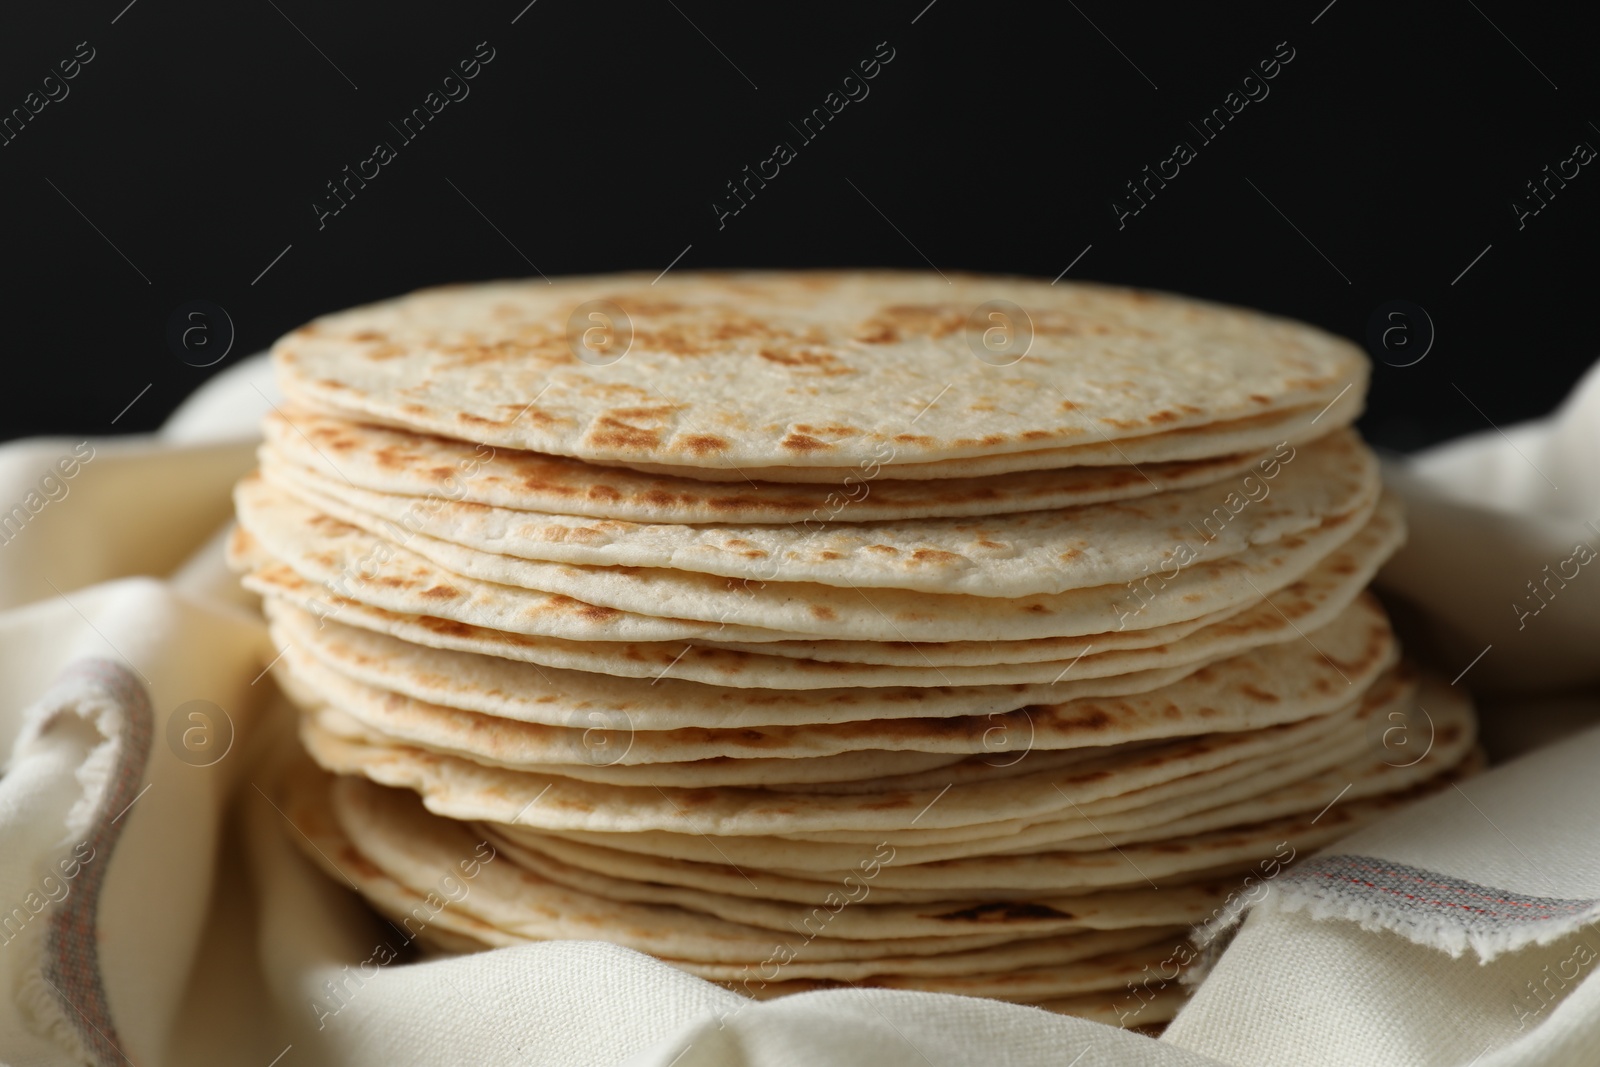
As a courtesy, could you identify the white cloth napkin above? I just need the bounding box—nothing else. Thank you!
[1379,362,1600,697]
[2,354,1598,1067]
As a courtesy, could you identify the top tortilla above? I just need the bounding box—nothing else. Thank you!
[274,271,1368,475]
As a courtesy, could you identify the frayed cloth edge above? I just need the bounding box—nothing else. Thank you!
[1186,878,1600,978]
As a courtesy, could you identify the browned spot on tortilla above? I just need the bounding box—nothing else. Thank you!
[680,434,729,455]
[858,795,916,812]
[792,423,860,440]
[542,595,623,622]
[933,901,1073,922]
[613,298,683,316]
[589,417,662,450]
[879,304,966,337]
[422,614,470,639]
[910,549,962,564]
[758,348,853,375]
[810,605,838,621]
[781,433,829,453]
[633,315,779,355]
[516,408,563,428]
[420,584,460,600]
[1059,707,1113,732]
[611,405,678,420]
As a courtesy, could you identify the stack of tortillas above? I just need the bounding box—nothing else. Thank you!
[232,271,1480,1028]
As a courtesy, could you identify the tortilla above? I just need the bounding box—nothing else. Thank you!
[234,473,1380,643]
[258,429,1373,597]
[260,407,1280,523]
[237,493,1403,690]
[273,271,1367,475]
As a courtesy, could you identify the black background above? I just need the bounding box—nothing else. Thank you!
[2,0,1595,449]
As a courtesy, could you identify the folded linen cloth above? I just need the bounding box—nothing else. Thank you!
[1164,723,1600,1067]
[1380,360,1600,697]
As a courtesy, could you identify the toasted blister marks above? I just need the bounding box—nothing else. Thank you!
[256,427,1376,597]
[234,495,1402,693]
[233,470,1386,644]
[274,271,1368,475]
[261,407,1301,521]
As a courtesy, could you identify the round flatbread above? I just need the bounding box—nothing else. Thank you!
[284,763,1023,965]
[236,494,1403,691]
[274,271,1367,475]
[260,407,1280,523]
[291,622,1402,838]
[615,393,1362,482]
[290,595,1393,776]
[259,430,1372,597]
[234,474,1380,643]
